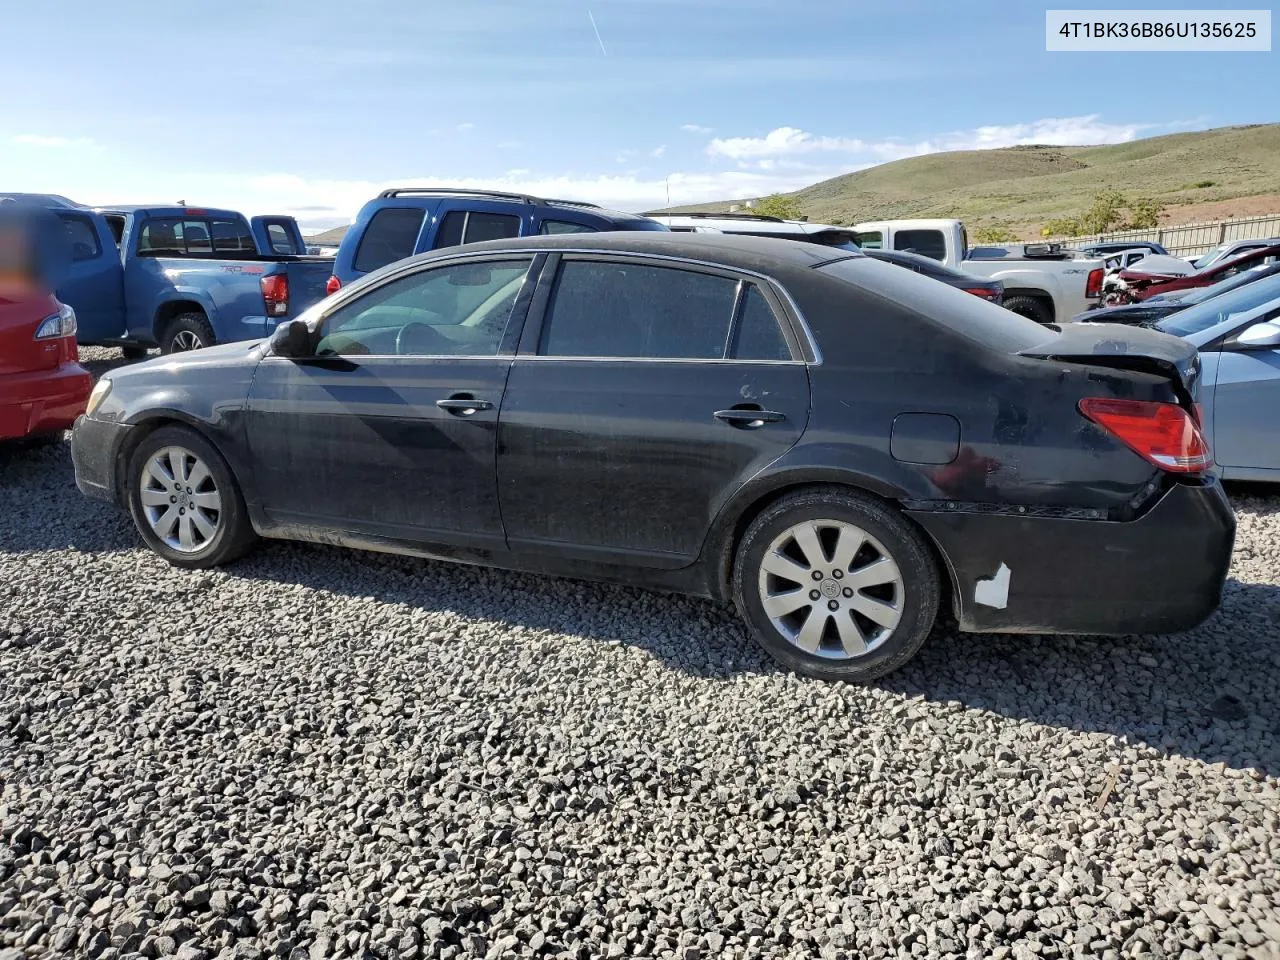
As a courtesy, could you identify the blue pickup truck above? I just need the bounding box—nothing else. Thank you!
[330,187,667,290]
[1,194,333,356]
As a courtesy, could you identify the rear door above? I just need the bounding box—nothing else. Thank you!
[496,254,811,568]
[427,200,527,251]
[53,211,125,343]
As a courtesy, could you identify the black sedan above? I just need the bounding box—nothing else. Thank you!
[71,233,1235,682]
[861,249,1004,304]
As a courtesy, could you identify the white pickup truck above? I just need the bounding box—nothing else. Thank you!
[850,219,1107,324]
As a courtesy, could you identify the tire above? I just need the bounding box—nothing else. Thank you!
[159,313,216,354]
[1003,296,1053,325]
[121,346,150,361]
[732,488,941,682]
[126,425,257,569]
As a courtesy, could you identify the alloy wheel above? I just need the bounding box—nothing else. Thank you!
[756,519,904,659]
[139,446,222,552]
[170,330,204,352]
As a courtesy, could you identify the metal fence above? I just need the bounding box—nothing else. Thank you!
[1057,213,1280,258]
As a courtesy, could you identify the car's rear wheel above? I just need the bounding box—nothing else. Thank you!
[732,488,940,682]
[160,313,216,354]
[1003,296,1053,325]
[126,425,256,568]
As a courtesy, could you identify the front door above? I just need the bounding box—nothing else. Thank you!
[497,255,811,567]
[244,255,538,550]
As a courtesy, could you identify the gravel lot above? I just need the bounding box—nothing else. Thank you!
[2,348,1278,960]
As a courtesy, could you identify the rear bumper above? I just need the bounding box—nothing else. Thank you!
[908,479,1235,635]
[70,414,134,504]
[0,363,93,440]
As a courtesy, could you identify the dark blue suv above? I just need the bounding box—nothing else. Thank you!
[329,188,667,291]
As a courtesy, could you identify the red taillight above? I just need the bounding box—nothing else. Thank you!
[325,275,342,296]
[1078,398,1211,474]
[261,274,289,317]
[1086,267,1105,299]
[962,287,999,301]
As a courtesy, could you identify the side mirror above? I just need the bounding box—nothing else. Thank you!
[1233,321,1280,350]
[270,319,315,359]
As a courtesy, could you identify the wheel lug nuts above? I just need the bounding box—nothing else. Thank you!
[832,569,844,579]
[809,589,821,601]
[179,508,185,515]
[827,600,839,612]
[843,588,854,598]
[186,487,192,494]
[811,570,824,581]
[170,495,177,503]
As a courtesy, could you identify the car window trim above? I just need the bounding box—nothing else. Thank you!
[513,250,816,365]
[289,252,545,362]
[315,245,821,364]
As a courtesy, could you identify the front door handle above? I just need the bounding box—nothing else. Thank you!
[714,406,786,429]
[436,394,494,416]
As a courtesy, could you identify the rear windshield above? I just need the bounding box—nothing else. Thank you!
[816,257,1047,351]
[1156,273,1280,338]
[354,207,425,273]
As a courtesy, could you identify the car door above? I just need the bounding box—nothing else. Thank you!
[1204,309,1280,473]
[54,211,125,343]
[243,253,542,549]
[496,254,812,568]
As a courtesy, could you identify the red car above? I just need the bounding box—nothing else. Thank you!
[1116,243,1280,302]
[0,289,92,441]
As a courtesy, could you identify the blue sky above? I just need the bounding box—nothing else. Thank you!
[1,0,1275,233]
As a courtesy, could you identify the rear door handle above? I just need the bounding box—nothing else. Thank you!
[436,394,494,416]
[714,407,786,429]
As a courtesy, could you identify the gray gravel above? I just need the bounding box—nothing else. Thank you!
[2,347,1278,960]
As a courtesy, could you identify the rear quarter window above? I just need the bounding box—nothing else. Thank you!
[354,207,426,273]
[816,257,1047,352]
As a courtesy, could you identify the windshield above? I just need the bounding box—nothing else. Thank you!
[1191,244,1228,269]
[1167,264,1279,306]
[1156,273,1280,338]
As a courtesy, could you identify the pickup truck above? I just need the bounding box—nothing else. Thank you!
[3,194,333,356]
[850,218,1106,324]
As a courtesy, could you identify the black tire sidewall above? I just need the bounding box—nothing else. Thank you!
[733,490,941,682]
[1003,296,1052,325]
[126,425,252,568]
[160,313,215,355]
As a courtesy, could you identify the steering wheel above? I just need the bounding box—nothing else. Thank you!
[395,322,452,356]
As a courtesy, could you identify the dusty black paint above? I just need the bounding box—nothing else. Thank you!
[71,232,1235,636]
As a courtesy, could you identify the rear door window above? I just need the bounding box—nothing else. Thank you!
[539,260,739,359]
[853,230,883,250]
[893,229,947,261]
[59,215,101,261]
[210,220,256,254]
[434,210,522,249]
[266,222,296,255]
[354,207,426,273]
[539,219,598,235]
[732,286,793,361]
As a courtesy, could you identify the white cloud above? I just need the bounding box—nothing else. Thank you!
[680,124,713,134]
[11,134,96,148]
[650,145,667,159]
[456,122,475,132]
[707,115,1154,165]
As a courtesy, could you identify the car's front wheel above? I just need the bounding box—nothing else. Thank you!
[733,488,941,682]
[126,425,257,568]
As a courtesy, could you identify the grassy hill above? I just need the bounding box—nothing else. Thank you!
[305,225,350,245]
[663,123,1280,238]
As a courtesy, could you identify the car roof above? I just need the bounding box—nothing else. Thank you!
[370,187,653,225]
[395,230,863,271]
[645,213,854,237]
